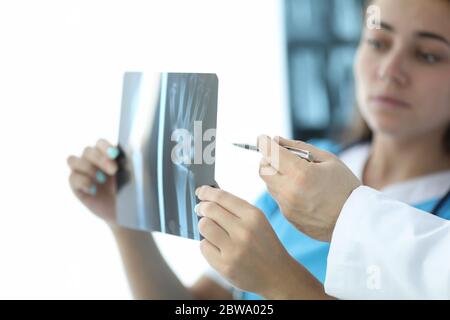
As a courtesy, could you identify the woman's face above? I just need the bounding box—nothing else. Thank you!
[355,0,450,142]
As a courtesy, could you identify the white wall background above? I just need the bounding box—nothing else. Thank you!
[0,0,290,299]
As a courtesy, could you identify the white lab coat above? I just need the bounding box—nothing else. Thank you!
[324,186,450,299]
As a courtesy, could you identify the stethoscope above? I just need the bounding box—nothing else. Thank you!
[431,187,450,216]
[340,139,450,217]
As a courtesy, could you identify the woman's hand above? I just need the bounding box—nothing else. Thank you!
[67,139,199,300]
[195,186,297,298]
[67,138,120,225]
[257,135,361,242]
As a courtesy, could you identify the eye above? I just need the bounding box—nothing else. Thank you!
[417,51,441,64]
[367,38,387,51]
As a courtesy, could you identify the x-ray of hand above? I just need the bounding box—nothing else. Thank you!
[115,72,219,240]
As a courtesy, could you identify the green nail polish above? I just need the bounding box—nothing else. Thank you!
[96,170,106,184]
[88,185,97,195]
[107,147,119,159]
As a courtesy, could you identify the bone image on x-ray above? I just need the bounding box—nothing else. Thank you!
[115,72,218,240]
[165,74,212,238]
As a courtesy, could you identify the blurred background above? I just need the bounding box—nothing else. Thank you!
[0,0,363,299]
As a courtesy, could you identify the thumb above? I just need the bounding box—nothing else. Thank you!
[274,136,333,163]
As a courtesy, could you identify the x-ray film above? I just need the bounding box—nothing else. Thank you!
[115,72,219,240]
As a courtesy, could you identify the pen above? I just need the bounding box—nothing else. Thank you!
[232,143,314,162]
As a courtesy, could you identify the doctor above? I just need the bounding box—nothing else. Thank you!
[197,0,450,299]
[67,0,450,300]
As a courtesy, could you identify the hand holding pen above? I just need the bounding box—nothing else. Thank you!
[233,135,361,242]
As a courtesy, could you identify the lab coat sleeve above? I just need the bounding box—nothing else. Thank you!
[324,186,450,299]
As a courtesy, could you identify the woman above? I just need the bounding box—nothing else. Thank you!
[67,0,450,299]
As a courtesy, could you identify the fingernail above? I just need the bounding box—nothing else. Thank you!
[257,135,263,147]
[96,170,107,184]
[194,203,202,216]
[195,186,203,196]
[88,184,97,195]
[107,147,119,160]
[257,135,269,147]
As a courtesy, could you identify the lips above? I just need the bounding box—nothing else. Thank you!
[370,95,411,108]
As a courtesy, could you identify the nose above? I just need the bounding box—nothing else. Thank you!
[377,48,409,87]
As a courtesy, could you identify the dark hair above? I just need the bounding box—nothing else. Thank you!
[342,0,450,153]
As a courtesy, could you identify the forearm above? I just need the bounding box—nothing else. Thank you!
[110,225,193,300]
[262,257,334,300]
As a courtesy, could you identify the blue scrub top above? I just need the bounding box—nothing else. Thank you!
[240,140,450,300]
